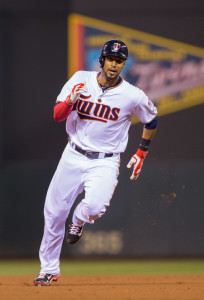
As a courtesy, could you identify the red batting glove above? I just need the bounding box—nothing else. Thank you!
[127,149,148,180]
[65,82,88,105]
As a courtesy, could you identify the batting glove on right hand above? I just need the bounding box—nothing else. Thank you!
[65,82,88,105]
[127,149,148,180]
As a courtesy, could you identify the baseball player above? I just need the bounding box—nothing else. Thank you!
[34,40,158,286]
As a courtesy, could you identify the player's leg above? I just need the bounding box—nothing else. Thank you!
[38,143,84,276]
[66,155,120,244]
[77,156,119,223]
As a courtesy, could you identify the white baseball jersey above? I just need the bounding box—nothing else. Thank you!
[56,71,157,153]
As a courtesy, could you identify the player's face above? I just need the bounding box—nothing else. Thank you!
[102,56,126,82]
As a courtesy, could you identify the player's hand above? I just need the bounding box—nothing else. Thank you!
[127,149,148,180]
[65,82,88,105]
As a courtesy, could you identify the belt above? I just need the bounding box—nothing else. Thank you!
[69,141,113,159]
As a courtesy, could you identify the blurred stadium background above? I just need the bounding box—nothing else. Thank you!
[0,0,204,265]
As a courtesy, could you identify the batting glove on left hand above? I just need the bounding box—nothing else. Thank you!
[127,149,148,180]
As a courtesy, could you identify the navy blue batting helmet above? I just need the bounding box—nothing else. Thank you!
[99,40,128,68]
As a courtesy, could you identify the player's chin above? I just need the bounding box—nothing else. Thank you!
[106,72,118,81]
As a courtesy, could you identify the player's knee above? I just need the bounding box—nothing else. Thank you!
[78,201,108,223]
[87,203,107,220]
[45,207,67,227]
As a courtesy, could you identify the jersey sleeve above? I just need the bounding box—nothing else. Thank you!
[56,72,80,103]
[133,91,158,124]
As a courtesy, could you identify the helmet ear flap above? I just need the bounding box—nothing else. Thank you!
[99,54,104,68]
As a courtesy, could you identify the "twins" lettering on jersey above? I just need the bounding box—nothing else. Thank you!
[72,96,120,123]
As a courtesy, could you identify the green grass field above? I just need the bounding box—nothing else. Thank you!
[0,259,204,276]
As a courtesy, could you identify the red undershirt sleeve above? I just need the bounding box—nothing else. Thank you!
[53,101,74,122]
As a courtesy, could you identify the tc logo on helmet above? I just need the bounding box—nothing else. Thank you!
[112,43,121,51]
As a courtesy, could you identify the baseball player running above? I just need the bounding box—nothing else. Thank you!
[34,40,158,286]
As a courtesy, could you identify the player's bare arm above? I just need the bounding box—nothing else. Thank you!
[127,116,158,180]
[142,126,157,141]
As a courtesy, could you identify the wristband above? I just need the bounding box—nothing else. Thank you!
[139,138,151,151]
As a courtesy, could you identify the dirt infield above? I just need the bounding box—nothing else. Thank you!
[0,274,204,300]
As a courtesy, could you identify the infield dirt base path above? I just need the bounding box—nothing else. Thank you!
[0,274,204,300]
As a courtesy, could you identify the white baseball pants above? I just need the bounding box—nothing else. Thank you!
[39,143,120,274]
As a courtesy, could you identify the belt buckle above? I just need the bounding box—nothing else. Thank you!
[85,151,99,159]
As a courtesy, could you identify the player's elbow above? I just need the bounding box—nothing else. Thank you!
[53,113,67,122]
[53,111,62,122]
[144,115,158,130]
[53,103,67,122]
[53,101,73,122]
